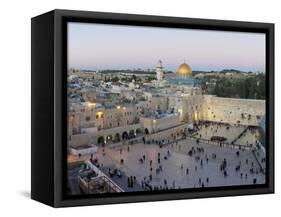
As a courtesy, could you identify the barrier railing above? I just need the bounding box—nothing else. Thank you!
[77,160,124,193]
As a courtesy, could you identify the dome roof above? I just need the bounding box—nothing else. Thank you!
[176,62,192,76]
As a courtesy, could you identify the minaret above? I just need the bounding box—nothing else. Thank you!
[156,60,164,80]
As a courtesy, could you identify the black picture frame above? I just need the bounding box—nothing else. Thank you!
[31,9,274,207]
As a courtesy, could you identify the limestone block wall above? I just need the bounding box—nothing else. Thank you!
[181,95,204,122]
[140,114,180,134]
[201,95,265,126]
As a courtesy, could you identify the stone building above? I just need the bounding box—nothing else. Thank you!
[67,60,266,148]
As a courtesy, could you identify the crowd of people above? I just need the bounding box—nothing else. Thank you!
[115,138,262,191]
[81,120,265,192]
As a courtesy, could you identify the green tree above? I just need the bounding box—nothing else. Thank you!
[111,76,119,82]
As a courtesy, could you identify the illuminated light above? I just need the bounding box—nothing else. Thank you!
[96,111,104,118]
[123,107,126,110]
[153,119,156,123]
[193,111,198,121]
[88,102,96,107]
[116,105,121,109]
[178,109,183,115]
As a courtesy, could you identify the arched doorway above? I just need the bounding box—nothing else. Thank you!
[129,130,135,138]
[106,135,113,143]
[136,128,142,136]
[114,133,120,142]
[122,131,129,140]
[97,136,104,145]
[145,128,149,135]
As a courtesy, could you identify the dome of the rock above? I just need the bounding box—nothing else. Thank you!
[176,62,192,76]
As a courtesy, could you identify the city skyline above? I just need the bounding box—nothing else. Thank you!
[68,22,266,72]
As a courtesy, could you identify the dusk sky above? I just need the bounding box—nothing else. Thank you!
[67,22,266,72]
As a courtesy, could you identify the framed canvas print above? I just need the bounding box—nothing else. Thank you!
[31,9,274,207]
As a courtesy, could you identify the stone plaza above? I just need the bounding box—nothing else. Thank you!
[68,124,265,194]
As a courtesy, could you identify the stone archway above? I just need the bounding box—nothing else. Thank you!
[122,131,129,140]
[106,135,113,143]
[129,129,135,138]
[145,128,149,135]
[97,136,104,145]
[136,128,142,136]
[114,133,120,142]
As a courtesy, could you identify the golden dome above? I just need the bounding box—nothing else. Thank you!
[176,62,192,76]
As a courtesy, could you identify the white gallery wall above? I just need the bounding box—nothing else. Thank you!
[0,0,279,216]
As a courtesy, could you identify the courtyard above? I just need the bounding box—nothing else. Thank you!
[68,123,265,194]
